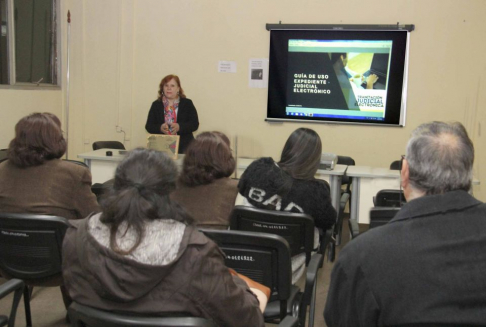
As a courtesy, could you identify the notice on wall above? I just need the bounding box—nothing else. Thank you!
[249,58,269,88]
[218,61,237,73]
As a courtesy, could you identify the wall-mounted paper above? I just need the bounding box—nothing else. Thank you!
[249,58,269,88]
[218,61,237,73]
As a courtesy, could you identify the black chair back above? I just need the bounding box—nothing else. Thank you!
[369,207,401,229]
[203,228,321,327]
[0,213,70,280]
[201,229,292,304]
[92,141,125,151]
[337,155,355,191]
[390,160,402,170]
[230,206,314,264]
[374,189,406,207]
[68,302,216,327]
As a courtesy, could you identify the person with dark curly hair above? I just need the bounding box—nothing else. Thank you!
[145,74,199,153]
[171,131,237,229]
[63,148,267,326]
[0,112,100,220]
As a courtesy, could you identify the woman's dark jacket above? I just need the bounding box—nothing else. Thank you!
[145,98,199,153]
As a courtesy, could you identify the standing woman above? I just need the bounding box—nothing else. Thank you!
[145,75,199,153]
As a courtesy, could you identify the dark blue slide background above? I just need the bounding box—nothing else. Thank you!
[286,52,349,110]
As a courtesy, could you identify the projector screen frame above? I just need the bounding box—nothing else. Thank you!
[265,23,414,127]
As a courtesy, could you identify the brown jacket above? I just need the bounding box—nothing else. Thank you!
[62,218,264,327]
[171,178,238,230]
[0,159,100,219]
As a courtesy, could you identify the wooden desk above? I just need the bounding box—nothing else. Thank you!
[346,166,400,224]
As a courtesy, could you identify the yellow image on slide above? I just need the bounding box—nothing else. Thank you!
[347,53,373,74]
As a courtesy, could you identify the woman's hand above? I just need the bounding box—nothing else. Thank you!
[161,123,170,134]
[170,123,180,134]
[228,268,271,299]
[229,268,270,312]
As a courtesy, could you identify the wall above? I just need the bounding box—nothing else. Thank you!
[0,89,62,148]
[3,0,486,199]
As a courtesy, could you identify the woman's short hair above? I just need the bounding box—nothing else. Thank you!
[157,74,186,100]
[8,112,67,168]
[278,128,322,180]
[179,132,235,187]
[100,148,193,255]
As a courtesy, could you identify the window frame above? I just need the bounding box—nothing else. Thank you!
[0,0,61,89]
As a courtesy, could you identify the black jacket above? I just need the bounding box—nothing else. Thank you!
[145,98,199,153]
[325,190,486,326]
[238,157,337,230]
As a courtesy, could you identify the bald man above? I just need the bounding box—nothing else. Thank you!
[325,121,486,326]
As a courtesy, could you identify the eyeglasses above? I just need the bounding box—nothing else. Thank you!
[399,155,405,206]
[400,155,406,171]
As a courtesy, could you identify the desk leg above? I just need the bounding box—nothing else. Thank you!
[329,175,342,214]
[84,159,91,170]
[351,177,360,223]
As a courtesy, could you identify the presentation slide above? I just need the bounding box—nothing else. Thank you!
[285,40,392,122]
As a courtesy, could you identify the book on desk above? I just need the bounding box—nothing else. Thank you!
[147,134,180,159]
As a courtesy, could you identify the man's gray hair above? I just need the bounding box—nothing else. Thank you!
[405,121,474,195]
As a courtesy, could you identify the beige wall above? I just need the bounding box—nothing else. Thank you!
[0,89,62,148]
[2,0,486,199]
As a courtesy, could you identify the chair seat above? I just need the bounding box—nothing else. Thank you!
[264,285,301,320]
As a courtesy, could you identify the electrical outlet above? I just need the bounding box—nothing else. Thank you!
[116,126,122,132]
[84,138,90,145]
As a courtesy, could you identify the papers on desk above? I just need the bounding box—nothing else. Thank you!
[147,134,179,159]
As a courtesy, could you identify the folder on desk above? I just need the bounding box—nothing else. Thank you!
[147,134,180,159]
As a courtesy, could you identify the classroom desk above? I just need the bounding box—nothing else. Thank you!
[78,149,184,183]
[346,166,481,224]
[235,157,347,214]
[346,166,401,224]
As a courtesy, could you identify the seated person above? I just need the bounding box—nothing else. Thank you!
[238,128,337,284]
[325,121,486,326]
[0,112,100,220]
[171,131,237,230]
[0,112,100,309]
[63,149,268,326]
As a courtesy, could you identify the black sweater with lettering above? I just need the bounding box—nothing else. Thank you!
[237,157,337,230]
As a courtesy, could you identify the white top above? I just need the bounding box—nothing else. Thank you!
[78,149,185,166]
[236,157,347,177]
[346,166,400,179]
[78,149,126,162]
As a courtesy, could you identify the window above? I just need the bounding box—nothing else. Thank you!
[0,0,58,86]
